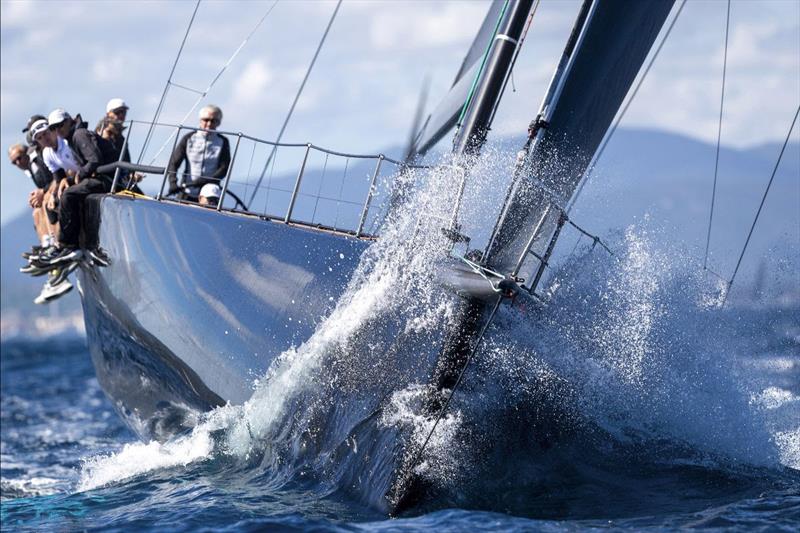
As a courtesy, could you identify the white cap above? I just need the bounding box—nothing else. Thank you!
[106,98,129,113]
[30,119,49,139]
[47,108,71,127]
[199,184,221,199]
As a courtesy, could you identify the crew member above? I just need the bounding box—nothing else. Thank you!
[35,109,116,271]
[166,105,230,202]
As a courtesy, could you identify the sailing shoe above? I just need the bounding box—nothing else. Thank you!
[22,245,44,260]
[26,245,58,262]
[50,260,80,287]
[36,246,83,267]
[86,248,111,267]
[20,263,51,276]
[34,277,73,304]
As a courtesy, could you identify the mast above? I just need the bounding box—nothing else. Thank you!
[389,1,535,514]
[412,0,533,158]
[451,0,535,156]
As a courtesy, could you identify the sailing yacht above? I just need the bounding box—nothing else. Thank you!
[78,0,681,512]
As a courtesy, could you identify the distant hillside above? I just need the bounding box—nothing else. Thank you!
[1,127,797,337]
[575,128,799,260]
[553,128,799,304]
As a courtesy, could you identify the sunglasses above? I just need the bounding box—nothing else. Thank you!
[200,116,219,124]
[11,156,23,165]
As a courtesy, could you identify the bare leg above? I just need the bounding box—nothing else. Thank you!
[43,182,60,246]
[32,207,48,244]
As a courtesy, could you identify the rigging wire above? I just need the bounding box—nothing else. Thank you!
[247,0,343,209]
[722,104,799,306]
[703,0,732,271]
[137,0,201,164]
[398,296,504,491]
[144,0,279,165]
[566,0,687,213]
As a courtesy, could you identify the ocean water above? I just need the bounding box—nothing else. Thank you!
[2,160,799,530]
[2,270,799,530]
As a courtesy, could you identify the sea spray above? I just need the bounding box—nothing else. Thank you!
[76,155,798,511]
[77,162,470,492]
[464,226,787,471]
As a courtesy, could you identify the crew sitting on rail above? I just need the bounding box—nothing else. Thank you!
[9,139,71,304]
[29,109,116,278]
[8,140,54,251]
[96,116,143,193]
[21,115,58,231]
[31,116,77,258]
[166,105,231,202]
[198,183,221,208]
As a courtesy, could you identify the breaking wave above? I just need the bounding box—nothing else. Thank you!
[77,154,799,518]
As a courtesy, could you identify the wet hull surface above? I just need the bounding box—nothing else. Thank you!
[78,195,368,440]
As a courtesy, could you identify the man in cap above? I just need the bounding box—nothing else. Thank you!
[198,183,221,207]
[38,111,80,187]
[27,119,64,237]
[20,115,54,185]
[23,114,47,149]
[103,98,131,163]
[20,116,58,244]
[166,104,230,202]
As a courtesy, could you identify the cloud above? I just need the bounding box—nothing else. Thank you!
[92,54,126,83]
[367,2,488,51]
[232,60,273,104]
[0,0,35,27]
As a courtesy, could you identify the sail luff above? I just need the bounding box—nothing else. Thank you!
[484,0,676,273]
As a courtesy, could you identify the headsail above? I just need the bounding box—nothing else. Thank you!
[411,0,507,157]
[484,0,676,274]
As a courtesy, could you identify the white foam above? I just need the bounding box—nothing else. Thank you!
[77,427,214,491]
[751,387,798,410]
[3,476,61,497]
[380,385,463,480]
[775,429,800,470]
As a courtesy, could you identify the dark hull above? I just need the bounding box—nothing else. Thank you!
[79,195,368,440]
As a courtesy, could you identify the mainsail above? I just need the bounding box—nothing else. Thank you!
[484,0,676,275]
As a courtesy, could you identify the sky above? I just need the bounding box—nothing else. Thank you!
[1,0,798,224]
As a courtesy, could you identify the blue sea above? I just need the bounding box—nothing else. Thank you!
[2,297,799,531]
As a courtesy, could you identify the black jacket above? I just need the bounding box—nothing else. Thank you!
[28,150,54,189]
[66,119,117,186]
